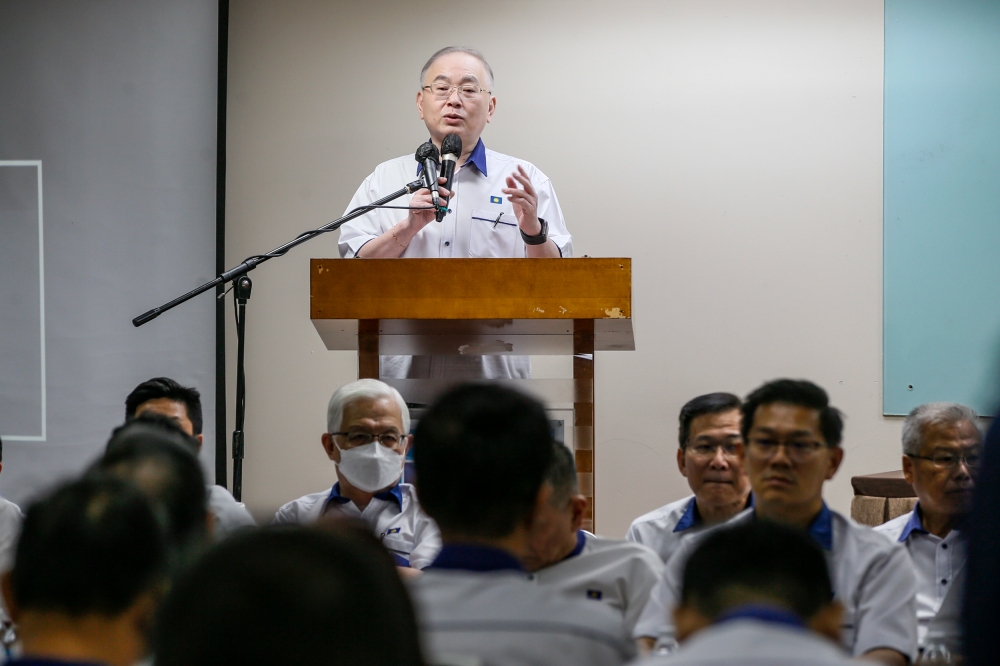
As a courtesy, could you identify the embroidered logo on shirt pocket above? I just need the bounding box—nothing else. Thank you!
[469,208,518,258]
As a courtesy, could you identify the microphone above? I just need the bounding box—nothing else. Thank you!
[437,134,463,222]
[415,141,441,210]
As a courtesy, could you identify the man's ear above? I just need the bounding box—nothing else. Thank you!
[677,447,688,478]
[195,434,204,452]
[902,454,915,485]
[1,571,19,622]
[569,494,588,533]
[673,605,711,643]
[825,446,844,480]
[416,90,425,120]
[321,433,339,462]
[808,600,843,644]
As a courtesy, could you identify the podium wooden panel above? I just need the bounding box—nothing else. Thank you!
[311,258,634,532]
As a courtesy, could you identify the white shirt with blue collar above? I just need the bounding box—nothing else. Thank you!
[874,504,965,653]
[271,482,441,569]
[337,140,574,380]
[530,530,664,634]
[408,543,636,666]
[627,494,754,564]
[633,503,917,661]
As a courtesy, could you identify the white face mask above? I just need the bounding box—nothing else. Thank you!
[334,439,406,493]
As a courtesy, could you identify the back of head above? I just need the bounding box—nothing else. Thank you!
[546,441,579,506]
[414,383,554,539]
[678,392,742,448]
[681,520,833,622]
[11,474,166,617]
[741,379,844,447]
[154,524,425,666]
[99,421,208,562]
[125,376,203,436]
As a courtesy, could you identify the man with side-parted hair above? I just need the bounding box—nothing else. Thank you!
[407,383,635,666]
[634,379,917,666]
[125,377,255,537]
[875,402,981,657]
[627,392,751,565]
[633,520,853,666]
[273,379,440,570]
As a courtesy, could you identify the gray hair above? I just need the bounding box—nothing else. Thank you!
[546,442,579,506]
[419,46,494,92]
[326,379,410,435]
[901,402,980,455]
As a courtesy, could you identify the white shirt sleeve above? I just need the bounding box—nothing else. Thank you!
[851,541,918,659]
[632,538,689,640]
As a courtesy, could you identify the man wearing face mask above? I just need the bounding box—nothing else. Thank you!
[273,379,441,570]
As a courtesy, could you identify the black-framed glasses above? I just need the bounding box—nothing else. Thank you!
[331,431,404,448]
[907,452,981,470]
[422,82,490,100]
[747,438,824,463]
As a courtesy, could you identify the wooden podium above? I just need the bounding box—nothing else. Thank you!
[310,258,634,531]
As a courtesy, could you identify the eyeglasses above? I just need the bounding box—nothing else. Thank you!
[747,438,825,463]
[422,82,490,100]
[907,452,981,470]
[331,431,404,448]
[686,441,743,460]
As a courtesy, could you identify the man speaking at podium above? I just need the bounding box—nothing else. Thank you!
[338,46,573,379]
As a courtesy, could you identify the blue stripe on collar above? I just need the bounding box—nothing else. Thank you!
[673,496,700,533]
[807,502,834,551]
[414,138,488,177]
[324,482,402,512]
[898,502,927,542]
[716,604,806,629]
[563,530,587,560]
[427,543,524,572]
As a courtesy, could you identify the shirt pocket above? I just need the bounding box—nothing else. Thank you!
[469,209,519,258]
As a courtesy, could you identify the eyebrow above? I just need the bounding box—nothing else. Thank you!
[431,73,481,85]
[750,427,817,438]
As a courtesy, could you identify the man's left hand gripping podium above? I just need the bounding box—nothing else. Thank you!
[310,256,633,532]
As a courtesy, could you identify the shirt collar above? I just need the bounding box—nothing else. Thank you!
[323,482,402,512]
[427,543,524,573]
[674,494,755,533]
[898,502,927,542]
[752,501,833,551]
[561,530,588,561]
[414,138,488,178]
[715,604,806,630]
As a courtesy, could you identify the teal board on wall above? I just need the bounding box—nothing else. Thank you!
[884,0,1000,416]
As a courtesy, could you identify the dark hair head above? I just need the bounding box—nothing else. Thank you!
[741,379,844,447]
[98,421,208,566]
[112,410,201,454]
[12,474,166,616]
[154,524,426,666]
[414,383,554,539]
[681,519,833,621]
[125,377,203,436]
[546,442,579,506]
[678,393,742,448]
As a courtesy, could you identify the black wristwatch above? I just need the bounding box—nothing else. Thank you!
[520,217,549,245]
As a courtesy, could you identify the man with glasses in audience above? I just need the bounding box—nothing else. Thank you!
[627,393,752,565]
[634,379,917,665]
[273,379,440,570]
[337,46,572,379]
[875,403,981,658]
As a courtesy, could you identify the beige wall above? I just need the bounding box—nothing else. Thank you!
[225,0,899,534]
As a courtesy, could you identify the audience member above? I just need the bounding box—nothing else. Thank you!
[635,520,852,666]
[0,436,23,574]
[875,402,980,657]
[1,475,167,666]
[97,419,210,572]
[524,441,663,634]
[627,393,751,563]
[125,377,255,536]
[634,379,917,665]
[408,383,635,666]
[154,523,426,666]
[273,379,440,569]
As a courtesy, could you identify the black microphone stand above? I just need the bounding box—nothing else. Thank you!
[133,178,426,501]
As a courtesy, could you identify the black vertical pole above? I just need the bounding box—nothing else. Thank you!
[231,276,251,502]
[214,0,229,487]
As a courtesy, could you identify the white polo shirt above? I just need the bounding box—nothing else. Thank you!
[530,530,664,634]
[206,485,256,539]
[626,495,753,564]
[630,612,856,666]
[633,504,918,661]
[875,505,966,652]
[338,140,574,380]
[0,496,23,573]
[272,482,441,569]
[409,543,635,666]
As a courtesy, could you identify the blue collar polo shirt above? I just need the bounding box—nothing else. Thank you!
[875,503,966,653]
[407,542,636,666]
[632,503,918,662]
[626,494,753,564]
[271,482,441,569]
[530,530,664,634]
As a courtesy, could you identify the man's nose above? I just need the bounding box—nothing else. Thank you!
[769,443,794,466]
[709,447,729,468]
